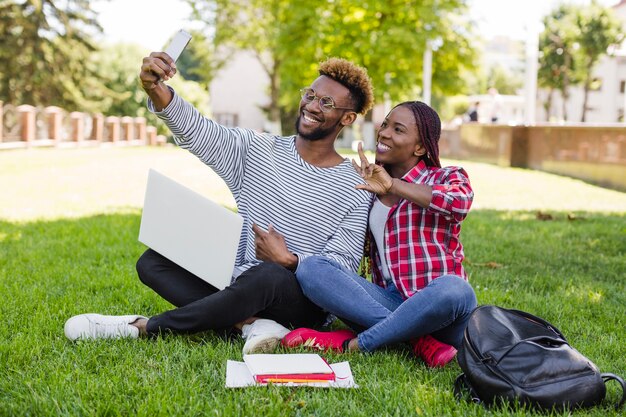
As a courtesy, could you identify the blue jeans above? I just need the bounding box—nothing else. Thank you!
[296,256,477,352]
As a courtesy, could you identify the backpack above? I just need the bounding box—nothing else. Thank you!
[454,305,626,411]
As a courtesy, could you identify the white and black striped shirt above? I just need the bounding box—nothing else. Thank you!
[151,91,372,275]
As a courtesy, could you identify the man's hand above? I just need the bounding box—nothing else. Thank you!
[139,52,177,91]
[352,142,393,195]
[252,223,297,270]
[139,52,176,110]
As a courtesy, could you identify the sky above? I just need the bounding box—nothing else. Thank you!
[94,0,621,50]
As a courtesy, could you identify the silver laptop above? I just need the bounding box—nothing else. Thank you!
[138,169,243,290]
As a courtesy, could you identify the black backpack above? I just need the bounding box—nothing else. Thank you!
[454,305,626,411]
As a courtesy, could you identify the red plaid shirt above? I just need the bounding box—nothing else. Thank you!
[370,160,473,299]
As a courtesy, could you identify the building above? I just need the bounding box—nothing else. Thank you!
[209,51,270,132]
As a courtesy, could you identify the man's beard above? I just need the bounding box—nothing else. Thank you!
[295,115,340,141]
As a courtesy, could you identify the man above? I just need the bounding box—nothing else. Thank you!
[64,53,375,354]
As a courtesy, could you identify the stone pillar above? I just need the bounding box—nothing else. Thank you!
[17,104,36,144]
[105,116,120,143]
[91,113,104,142]
[70,111,85,143]
[0,101,3,143]
[134,117,147,143]
[121,116,134,141]
[45,106,63,143]
[146,126,157,146]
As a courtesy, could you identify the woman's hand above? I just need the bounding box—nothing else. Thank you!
[352,142,393,195]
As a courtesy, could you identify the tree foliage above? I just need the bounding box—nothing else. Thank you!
[0,0,103,110]
[538,1,624,122]
[87,43,149,117]
[575,0,624,122]
[538,4,582,122]
[187,0,477,133]
[170,29,225,91]
[88,42,211,137]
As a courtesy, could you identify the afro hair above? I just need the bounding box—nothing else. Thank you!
[318,58,374,115]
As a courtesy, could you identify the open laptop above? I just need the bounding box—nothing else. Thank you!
[138,169,243,290]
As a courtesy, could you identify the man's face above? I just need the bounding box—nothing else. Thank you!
[295,75,353,141]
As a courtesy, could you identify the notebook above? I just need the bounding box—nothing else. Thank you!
[138,169,243,290]
[243,354,336,384]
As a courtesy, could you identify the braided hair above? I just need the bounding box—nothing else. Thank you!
[393,101,442,168]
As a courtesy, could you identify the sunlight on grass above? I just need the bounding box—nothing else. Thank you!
[1,147,236,221]
[1,147,625,221]
[565,284,605,304]
[0,231,21,242]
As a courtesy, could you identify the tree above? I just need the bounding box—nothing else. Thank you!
[86,43,151,117]
[188,0,291,133]
[88,42,211,138]
[283,0,478,118]
[170,29,225,91]
[187,0,477,134]
[0,0,102,110]
[574,1,624,122]
[537,4,583,122]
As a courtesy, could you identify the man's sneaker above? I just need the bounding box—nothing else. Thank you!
[282,328,355,352]
[241,319,290,354]
[412,334,457,367]
[64,314,147,341]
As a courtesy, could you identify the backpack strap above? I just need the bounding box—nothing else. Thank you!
[454,373,482,405]
[602,373,626,410]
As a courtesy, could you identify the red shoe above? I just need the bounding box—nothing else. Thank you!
[282,328,356,352]
[412,335,457,368]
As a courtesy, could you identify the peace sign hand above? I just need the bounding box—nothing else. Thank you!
[352,142,393,195]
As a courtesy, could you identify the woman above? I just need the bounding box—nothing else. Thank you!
[282,101,477,367]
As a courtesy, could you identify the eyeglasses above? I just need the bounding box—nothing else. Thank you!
[300,88,354,113]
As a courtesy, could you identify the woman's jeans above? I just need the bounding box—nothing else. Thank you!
[297,255,477,352]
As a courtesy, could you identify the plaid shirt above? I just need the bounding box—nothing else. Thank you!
[370,160,473,299]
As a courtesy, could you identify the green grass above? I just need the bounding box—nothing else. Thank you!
[1,147,625,416]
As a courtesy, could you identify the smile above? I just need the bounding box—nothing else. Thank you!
[302,112,321,124]
[376,142,391,152]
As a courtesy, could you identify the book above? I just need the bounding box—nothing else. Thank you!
[243,354,335,384]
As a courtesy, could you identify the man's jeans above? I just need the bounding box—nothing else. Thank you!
[297,255,477,352]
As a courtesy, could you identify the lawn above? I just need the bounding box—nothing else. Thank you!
[1,147,625,416]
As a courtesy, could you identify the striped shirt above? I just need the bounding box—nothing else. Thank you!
[370,160,473,299]
[150,90,372,275]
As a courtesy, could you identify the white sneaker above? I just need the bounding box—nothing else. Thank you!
[241,319,290,354]
[64,314,147,341]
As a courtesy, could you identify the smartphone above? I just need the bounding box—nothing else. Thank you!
[165,29,192,62]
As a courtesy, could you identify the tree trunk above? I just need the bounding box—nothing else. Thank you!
[580,62,593,123]
[561,87,568,122]
[254,51,282,135]
[544,88,553,121]
[581,82,590,123]
[268,62,282,135]
[561,56,570,122]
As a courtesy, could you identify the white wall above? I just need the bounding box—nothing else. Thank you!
[209,51,269,131]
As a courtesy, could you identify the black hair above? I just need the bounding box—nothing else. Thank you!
[393,101,442,168]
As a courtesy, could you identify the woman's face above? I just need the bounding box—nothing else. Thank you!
[375,105,426,167]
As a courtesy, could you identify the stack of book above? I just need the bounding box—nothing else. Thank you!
[243,353,335,384]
